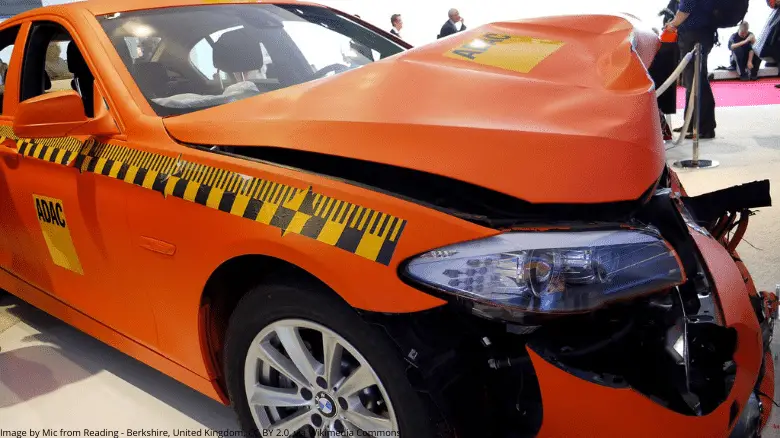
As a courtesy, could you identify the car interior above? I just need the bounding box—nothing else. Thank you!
[19,23,96,118]
[0,25,20,114]
[99,4,403,116]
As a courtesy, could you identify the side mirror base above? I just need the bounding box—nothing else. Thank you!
[13,90,119,139]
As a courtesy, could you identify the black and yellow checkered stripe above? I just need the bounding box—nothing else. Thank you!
[2,129,407,265]
[173,160,255,193]
[81,140,179,175]
[16,138,81,165]
[0,127,84,165]
[0,125,18,140]
[158,175,407,265]
[29,136,84,153]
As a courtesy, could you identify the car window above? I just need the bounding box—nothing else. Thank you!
[125,36,162,63]
[44,40,73,92]
[0,25,20,115]
[98,4,405,117]
[283,21,376,73]
[21,22,96,117]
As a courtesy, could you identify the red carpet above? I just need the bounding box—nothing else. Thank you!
[676,78,780,108]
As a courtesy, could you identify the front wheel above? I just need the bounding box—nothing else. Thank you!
[224,282,437,437]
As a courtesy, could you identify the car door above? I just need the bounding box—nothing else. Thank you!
[0,18,158,348]
[0,23,24,271]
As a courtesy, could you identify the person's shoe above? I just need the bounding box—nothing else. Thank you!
[685,131,715,139]
[775,84,780,89]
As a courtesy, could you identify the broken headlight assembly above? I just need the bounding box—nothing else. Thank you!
[404,229,686,316]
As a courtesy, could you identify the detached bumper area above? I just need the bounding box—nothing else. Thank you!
[524,224,770,438]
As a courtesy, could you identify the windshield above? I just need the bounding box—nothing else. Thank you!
[98,4,405,117]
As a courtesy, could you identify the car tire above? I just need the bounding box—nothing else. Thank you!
[224,280,438,438]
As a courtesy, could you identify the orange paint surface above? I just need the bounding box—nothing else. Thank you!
[0,4,768,435]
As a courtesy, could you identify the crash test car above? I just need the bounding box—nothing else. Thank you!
[0,0,776,437]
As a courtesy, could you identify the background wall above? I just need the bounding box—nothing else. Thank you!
[318,0,776,69]
[9,0,778,71]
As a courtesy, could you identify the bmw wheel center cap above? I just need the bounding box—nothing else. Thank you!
[315,392,338,418]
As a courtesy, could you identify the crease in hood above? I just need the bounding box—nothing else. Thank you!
[163,13,665,205]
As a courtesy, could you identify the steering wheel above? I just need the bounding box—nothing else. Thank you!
[311,63,351,79]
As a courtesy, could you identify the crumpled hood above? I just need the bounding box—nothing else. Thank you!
[164,14,664,204]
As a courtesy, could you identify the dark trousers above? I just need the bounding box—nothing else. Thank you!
[679,29,716,133]
[649,42,680,114]
[732,46,761,79]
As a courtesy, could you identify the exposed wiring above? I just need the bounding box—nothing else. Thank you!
[741,238,763,251]
[757,391,780,408]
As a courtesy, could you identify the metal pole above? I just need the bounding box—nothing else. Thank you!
[692,43,701,166]
[673,42,719,169]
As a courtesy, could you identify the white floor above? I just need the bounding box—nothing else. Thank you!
[0,104,779,435]
[0,297,239,431]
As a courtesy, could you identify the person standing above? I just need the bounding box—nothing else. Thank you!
[728,22,761,80]
[664,0,717,139]
[438,8,467,39]
[390,14,403,38]
[659,0,680,25]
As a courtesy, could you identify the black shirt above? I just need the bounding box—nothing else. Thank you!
[729,32,755,51]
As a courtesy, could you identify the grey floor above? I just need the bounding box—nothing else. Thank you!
[0,104,778,435]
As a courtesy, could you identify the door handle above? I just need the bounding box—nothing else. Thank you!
[139,236,176,256]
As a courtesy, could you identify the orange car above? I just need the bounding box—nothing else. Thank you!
[0,1,776,437]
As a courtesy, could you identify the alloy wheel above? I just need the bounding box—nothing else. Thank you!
[243,318,399,437]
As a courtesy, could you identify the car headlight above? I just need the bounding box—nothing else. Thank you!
[404,229,685,314]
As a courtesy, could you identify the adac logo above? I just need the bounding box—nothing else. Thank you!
[32,194,83,275]
[35,197,66,228]
[445,32,565,74]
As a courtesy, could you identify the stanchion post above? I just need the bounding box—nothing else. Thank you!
[693,42,701,166]
[673,42,719,169]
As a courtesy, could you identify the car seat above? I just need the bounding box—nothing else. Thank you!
[111,39,170,98]
[113,38,134,69]
[212,28,265,85]
[132,62,172,98]
[66,41,94,117]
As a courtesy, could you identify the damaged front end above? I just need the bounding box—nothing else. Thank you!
[368,169,773,438]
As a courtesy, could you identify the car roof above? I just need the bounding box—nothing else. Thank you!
[11,0,321,21]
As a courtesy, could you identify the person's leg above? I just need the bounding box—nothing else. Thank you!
[750,52,761,79]
[698,34,716,134]
[733,47,749,79]
[677,32,696,133]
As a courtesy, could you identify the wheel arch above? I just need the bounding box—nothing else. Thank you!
[198,253,346,403]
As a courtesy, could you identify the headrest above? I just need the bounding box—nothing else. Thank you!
[212,29,265,73]
[67,41,90,77]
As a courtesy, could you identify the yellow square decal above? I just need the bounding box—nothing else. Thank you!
[32,195,83,275]
[445,33,565,74]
